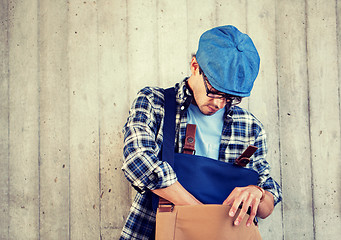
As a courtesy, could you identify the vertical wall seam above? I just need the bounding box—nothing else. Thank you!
[96,2,102,238]
[7,0,11,237]
[125,0,130,104]
[155,0,160,86]
[245,0,248,33]
[125,0,133,200]
[245,0,250,111]
[37,0,41,239]
[186,0,191,72]
[214,0,218,28]
[125,0,132,201]
[274,1,285,239]
[214,0,217,26]
[275,1,285,240]
[186,0,189,59]
[335,0,341,164]
[66,1,71,238]
[304,0,316,239]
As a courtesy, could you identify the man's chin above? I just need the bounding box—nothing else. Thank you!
[206,106,218,115]
[201,108,217,115]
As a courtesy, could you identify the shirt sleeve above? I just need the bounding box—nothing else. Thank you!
[253,127,283,206]
[121,88,178,193]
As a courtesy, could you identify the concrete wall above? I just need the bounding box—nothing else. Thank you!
[0,0,340,239]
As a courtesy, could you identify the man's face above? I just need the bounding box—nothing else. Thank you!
[188,56,238,115]
[191,74,228,115]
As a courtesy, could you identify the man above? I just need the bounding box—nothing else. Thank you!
[120,25,282,240]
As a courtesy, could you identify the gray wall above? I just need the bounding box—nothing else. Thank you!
[1,0,340,239]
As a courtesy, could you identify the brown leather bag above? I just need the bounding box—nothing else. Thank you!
[155,204,262,240]
[155,124,262,239]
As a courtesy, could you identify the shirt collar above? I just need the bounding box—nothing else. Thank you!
[174,78,193,110]
[174,78,233,121]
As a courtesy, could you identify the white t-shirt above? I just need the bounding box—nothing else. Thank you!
[186,103,225,160]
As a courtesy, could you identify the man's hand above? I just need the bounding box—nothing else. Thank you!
[223,185,274,227]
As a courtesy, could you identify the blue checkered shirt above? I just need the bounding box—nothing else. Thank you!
[120,79,282,240]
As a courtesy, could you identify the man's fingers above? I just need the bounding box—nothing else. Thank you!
[222,195,232,206]
[224,186,263,225]
[223,187,240,205]
[246,200,259,226]
[229,197,242,217]
[234,194,253,226]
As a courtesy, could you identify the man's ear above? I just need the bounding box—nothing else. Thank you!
[190,57,200,76]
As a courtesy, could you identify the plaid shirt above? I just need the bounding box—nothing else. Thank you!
[120,79,282,240]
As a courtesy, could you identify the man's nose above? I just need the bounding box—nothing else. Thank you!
[213,98,226,109]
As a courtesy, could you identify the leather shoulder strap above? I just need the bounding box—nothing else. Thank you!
[183,124,196,155]
[161,87,177,167]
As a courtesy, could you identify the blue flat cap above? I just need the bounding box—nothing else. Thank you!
[196,25,260,97]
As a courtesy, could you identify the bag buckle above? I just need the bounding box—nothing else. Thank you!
[234,145,258,167]
[158,197,174,212]
[158,204,174,213]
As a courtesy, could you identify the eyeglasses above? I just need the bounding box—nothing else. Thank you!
[201,70,242,105]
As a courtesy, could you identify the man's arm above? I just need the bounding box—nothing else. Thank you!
[122,88,178,193]
[221,118,281,227]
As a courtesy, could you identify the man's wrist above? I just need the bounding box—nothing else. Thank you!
[251,185,265,202]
